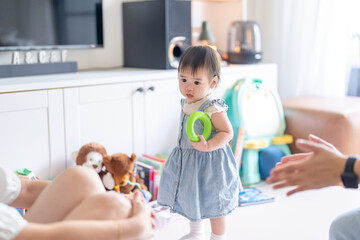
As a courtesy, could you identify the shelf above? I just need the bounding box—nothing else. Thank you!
[192,0,242,2]
[0,64,277,93]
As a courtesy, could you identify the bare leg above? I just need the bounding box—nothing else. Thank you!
[64,191,132,220]
[25,166,105,223]
[14,191,155,240]
[210,216,226,235]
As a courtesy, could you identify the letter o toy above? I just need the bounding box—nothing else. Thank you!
[186,111,212,142]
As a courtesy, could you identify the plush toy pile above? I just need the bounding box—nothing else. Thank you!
[73,142,147,194]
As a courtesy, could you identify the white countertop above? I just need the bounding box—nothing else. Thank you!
[0,63,277,93]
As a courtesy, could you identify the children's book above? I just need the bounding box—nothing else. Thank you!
[143,154,166,168]
[152,170,160,200]
[138,156,163,200]
[155,154,168,161]
[139,156,163,175]
[238,187,275,207]
[136,161,154,195]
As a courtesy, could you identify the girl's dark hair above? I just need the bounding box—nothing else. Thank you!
[178,45,221,83]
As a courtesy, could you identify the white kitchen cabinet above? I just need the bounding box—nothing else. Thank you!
[0,90,66,179]
[142,79,182,156]
[64,82,139,167]
[63,78,182,166]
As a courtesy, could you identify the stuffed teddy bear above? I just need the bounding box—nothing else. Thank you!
[103,153,148,194]
[74,142,107,173]
[73,142,115,190]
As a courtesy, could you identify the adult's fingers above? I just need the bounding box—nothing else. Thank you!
[267,170,291,184]
[268,167,300,185]
[132,190,146,206]
[150,210,156,228]
[270,175,308,193]
[308,134,323,144]
[151,218,156,229]
[272,181,292,190]
[295,139,323,153]
[286,185,309,196]
[270,162,300,176]
[309,134,342,155]
[281,152,311,164]
[308,134,335,149]
[133,189,142,197]
[132,190,141,201]
[267,160,305,184]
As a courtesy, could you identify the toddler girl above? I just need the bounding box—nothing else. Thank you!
[158,45,242,240]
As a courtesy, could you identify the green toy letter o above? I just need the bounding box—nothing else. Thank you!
[186,111,212,142]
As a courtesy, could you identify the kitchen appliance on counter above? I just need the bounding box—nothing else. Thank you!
[227,21,262,64]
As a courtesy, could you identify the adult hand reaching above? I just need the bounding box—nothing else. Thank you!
[266,134,347,196]
[123,190,155,240]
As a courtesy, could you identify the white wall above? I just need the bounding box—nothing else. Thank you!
[247,0,282,65]
[191,1,242,53]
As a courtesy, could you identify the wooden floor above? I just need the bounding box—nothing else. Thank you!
[155,182,360,240]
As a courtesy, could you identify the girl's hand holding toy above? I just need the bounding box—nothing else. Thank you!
[190,135,210,152]
[186,111,212,142]
[186,111,212,151]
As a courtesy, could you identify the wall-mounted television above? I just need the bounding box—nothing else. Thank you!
[0,0,103,51]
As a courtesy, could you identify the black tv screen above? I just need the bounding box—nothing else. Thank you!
[0,0,103,51]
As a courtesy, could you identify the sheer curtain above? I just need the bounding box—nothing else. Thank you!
[248,0,360,98]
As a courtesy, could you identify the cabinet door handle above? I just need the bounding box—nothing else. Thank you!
[147,86,155,92]
[135,87,144,93]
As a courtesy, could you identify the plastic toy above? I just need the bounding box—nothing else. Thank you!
[16,168,39,216]
[115,180,152,202]
[258,146,286,179]
[126,180,141,189]
[224,78,293,185]
[16,168,39,181]
[138,189,152,202]
[186,111,212,142]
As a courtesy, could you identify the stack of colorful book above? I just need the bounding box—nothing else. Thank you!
[137,154,166,201]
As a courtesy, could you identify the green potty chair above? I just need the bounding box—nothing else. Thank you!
[224,78,293,186]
